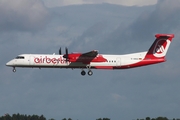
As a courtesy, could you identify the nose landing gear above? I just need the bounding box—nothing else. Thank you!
[12,67,16,72]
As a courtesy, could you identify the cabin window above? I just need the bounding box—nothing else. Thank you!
[15,56,25,59]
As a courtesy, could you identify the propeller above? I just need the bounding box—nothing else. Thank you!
[59,47,61,55]
[63,47,69,62]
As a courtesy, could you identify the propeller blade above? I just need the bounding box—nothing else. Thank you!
[59,47,61,55]
[63,47,69,62]
[65,47,69,62]
[65,47,68,56]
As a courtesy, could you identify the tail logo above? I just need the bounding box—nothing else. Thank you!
[153,39,171,58]
[155,45,165,53]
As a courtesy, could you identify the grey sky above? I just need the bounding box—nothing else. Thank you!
[43,0,157,7]
[1,0,180,120]
[0,0,50,32]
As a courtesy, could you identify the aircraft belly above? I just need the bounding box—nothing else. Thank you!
[27,62,87,68]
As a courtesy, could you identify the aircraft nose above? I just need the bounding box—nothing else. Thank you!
[6,61,13,66]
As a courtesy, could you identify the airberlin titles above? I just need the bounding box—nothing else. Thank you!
[34,56,67,64]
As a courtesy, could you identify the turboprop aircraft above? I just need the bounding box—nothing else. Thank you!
[6,34,174,76]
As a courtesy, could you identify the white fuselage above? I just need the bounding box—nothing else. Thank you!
[6,52,148,69]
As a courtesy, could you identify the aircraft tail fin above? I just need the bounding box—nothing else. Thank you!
[145,34,174,59]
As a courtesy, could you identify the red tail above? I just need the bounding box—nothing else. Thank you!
[145,34,174,60]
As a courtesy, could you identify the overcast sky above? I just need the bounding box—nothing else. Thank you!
[43,0,158,7]
[1,0,180,120]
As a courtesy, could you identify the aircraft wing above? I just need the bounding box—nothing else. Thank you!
[78,50,107,64]
[81,50,98,57]
[67,50,106,64]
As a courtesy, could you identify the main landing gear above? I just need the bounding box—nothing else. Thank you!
[12,67,16,72]
[81,70,93,76]
[81,65,93,76]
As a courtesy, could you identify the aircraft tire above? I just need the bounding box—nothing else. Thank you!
[88,70,93,76]
[81,70,86,76]
[13,67,16,72]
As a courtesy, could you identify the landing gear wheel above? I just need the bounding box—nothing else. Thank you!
[88,70,93,76]
[13,67,16,72]
[81,70,86,76]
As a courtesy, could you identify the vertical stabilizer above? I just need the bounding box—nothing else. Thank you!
[145,34,174,59]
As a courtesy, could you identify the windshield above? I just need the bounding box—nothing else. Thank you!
[15,56,25,59]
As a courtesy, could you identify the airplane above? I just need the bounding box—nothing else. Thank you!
[6,34,174,76]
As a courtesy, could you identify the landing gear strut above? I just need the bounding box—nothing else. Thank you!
[12,67,16,72]
[86,65,93,76]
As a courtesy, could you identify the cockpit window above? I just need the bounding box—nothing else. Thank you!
[15,56,25,59]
